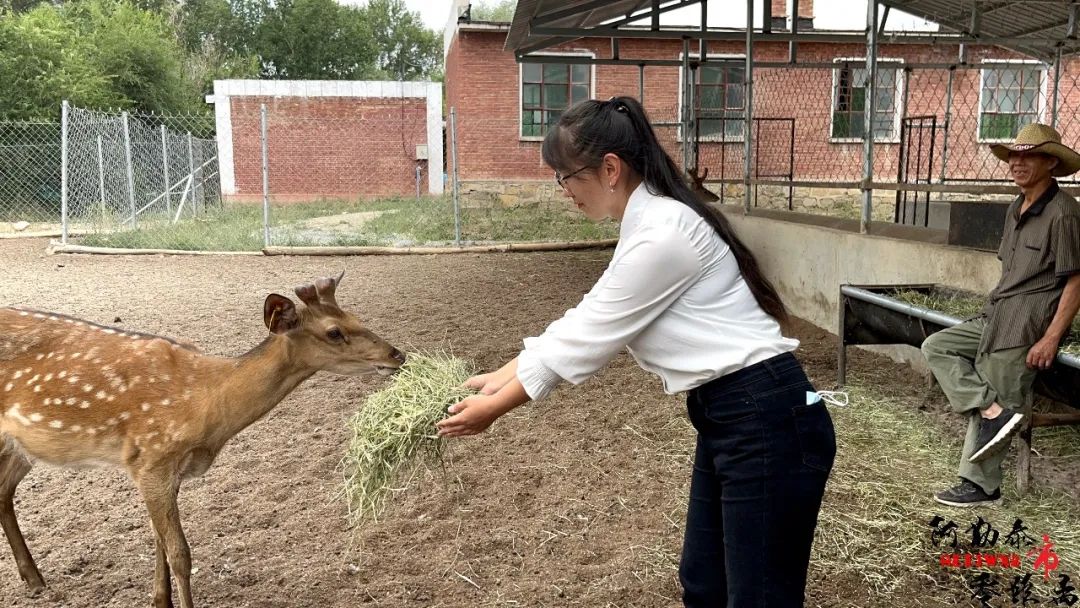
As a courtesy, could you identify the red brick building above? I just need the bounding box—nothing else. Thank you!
[444,1,1078,194]
[207,80,443,202]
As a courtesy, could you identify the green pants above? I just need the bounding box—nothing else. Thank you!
[921,317,1036,492]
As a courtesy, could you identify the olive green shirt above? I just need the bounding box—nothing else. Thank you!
[980,180,1080,353]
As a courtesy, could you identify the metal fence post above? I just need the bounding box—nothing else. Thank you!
[160,124,172,216]
[187,132,198,214]
[450,107,461,246]
[60,100,70,244]
[261,104,270,248]
[938,67,955,183]
[861,0,880,234]
[743,0,754,213]
[122,111,137,226]
[96,135,107,221]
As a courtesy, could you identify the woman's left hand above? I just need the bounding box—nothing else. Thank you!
[436,394,505,437]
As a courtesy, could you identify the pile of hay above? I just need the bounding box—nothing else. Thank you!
[341,351,474,524]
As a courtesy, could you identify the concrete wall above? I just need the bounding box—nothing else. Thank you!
[722,208,1001,366]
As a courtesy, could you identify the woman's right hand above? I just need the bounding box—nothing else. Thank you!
[464,357,519,395]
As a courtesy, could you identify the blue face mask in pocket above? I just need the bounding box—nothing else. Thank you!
[806,391,822,405]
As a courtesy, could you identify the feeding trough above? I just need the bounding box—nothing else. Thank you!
[838,284,1080,493]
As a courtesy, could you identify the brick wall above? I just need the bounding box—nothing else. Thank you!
[227,95,429,203]
[446,29,1073,189]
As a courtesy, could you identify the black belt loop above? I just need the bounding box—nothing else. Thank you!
[763,356,782,381]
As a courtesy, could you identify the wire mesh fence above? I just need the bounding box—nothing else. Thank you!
[62,104,222,249]
[0,121,62,233]
[638,54,1080,225]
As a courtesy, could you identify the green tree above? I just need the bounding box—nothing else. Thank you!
[69,0,204,113]
[362,0,441,80]
[470,0,516,22]
[0,6,118,119]
[256,0,379,79]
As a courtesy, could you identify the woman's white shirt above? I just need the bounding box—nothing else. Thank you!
[516,182,799,401]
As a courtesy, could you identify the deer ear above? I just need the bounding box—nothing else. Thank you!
[263,294,299,334]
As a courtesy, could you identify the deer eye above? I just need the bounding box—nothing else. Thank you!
[326,328,345,342]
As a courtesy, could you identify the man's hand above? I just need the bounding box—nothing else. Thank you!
[1026,335,1061,370]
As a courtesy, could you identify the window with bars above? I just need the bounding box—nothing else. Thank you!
[831,62,901,141]
[979,64,1044,141]
[521,62,590,138]
[696,65,745,139]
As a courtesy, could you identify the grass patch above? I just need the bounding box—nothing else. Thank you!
[814,381,1080,602]
[77,197,619,251]
[341,351,474,525]
[892,288,1080,355]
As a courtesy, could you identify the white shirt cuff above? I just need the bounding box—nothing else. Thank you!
[516,348,563,401]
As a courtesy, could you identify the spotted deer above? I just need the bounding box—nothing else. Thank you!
[688,165,720,203]
[0,274,405,608]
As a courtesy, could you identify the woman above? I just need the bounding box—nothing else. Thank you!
[435,96,835,607]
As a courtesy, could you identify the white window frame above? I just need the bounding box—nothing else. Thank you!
[677,53,747,143]
[518,50,596,142]
[829,57,904,144]
[976,59,1048,144]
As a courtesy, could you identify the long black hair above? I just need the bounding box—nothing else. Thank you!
[542,96,788,323]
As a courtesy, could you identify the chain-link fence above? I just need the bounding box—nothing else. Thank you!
[0,121,61,234]
[61,104,221,249]
[674,55,1080,225]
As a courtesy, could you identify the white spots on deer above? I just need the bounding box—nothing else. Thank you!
[34,353,44,361]
[83,384,93,393]
[118,412,131,421]
[12,370,24,380]
[70,352,81,360]
[58,371,67,379]
[48,420,63,429]
[160,399,171,407]
[28,413,43,423]
[3,382,12,392]
[141,402,152,412]
[6,403,31,426]
[18,311,27,317]
[95,390,108,400]
[32,386,42,393]
[25,374,39,386]
[79,401,90,409]
[65,397,77,406]
[69,425,82,433]
[32,313,43,319]
[43,373,53,382]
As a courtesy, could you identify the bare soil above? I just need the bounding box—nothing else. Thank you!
[0,237,1075,608]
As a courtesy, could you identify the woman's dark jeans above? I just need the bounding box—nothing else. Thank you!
[680,352,836,608]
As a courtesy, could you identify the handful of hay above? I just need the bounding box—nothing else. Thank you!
[341,351,474,524]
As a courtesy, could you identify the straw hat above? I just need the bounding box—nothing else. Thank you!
[990,123,1080,177]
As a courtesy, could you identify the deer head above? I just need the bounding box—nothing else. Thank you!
[687,165,720,203]
[263,272,405,376]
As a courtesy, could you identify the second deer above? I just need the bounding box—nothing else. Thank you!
[687,165,720,203]
[0,274,404,608]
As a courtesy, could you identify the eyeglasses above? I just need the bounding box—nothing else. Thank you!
[555,166,589,190]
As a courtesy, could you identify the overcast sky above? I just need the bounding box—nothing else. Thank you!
[400,0,938,33]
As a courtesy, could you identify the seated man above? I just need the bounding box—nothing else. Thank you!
[922,123,1080,507]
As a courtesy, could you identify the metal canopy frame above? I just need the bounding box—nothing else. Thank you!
[502,0,1080,233]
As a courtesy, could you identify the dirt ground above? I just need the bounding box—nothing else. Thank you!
[0,237,1075,608]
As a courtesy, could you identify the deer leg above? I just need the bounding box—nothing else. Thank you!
[139,474,193,608]
[0,439,45,594]
[153,537,174,608]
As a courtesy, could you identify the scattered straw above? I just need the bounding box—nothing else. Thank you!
[341,350,474,525]
[815,381,1080,602]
